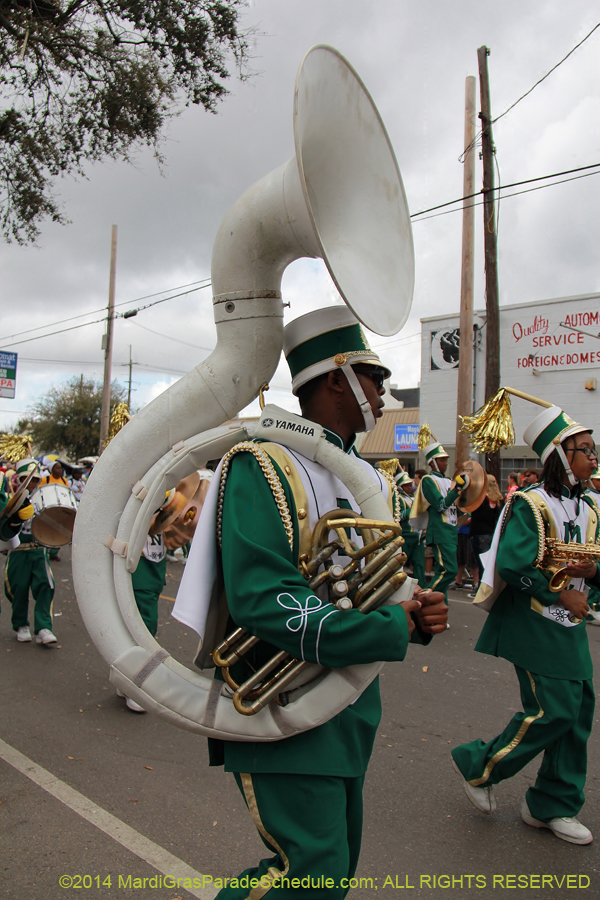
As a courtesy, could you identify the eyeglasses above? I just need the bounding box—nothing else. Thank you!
[569,446,598,459]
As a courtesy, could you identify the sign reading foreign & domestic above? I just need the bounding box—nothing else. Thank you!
[0,352,18,398]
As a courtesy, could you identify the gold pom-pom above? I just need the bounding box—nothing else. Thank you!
[0,434,33,462]
[417,424,435,450]
[103,402,132,449]
[378,459,400,477]
[460,389,515,454]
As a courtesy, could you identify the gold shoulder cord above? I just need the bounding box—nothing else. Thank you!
[379,470,402,525]
[503,489,546,567]
[217,441,294,552]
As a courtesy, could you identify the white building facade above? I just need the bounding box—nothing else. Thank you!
[419,292,600,484]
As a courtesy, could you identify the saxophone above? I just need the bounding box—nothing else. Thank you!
[539,538,600,592]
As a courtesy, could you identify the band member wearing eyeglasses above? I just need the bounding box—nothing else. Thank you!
[452,405,600,845]
[177,307,448,899]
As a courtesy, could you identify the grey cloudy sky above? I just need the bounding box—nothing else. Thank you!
[1,0,598,433]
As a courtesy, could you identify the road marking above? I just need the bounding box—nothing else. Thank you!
[0,737,216,900]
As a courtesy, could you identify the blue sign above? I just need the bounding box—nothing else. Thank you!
[394,423,419,452]
[0,351,17,399]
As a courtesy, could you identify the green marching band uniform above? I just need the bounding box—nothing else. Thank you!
[452,401,599,842]
[392,466,427,589]
[2,458,55,639]
[174,307,435,899]
[409,433,460,602]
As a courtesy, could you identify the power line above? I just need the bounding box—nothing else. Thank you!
[412,169,600,224]
[493,23,600,125]
[128,319,214,352]
[0,281,212,350]
[410,162,600,218]
[459,24,600,161]
[1,279,211,344]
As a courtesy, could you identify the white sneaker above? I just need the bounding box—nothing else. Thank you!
[116,688,125,698]
[126,696,146,713]
[521,801,593,844]
[452,757,497,813]
[36,628,58,644]
[16,626,32,642]
[586,610,600,626]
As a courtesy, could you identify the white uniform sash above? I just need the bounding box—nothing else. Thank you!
[475,486,590,626]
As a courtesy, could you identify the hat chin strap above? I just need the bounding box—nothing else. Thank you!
[556,444,578,487]
[341,362,376,433]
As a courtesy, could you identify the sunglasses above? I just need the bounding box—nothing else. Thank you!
[353,367,386,390]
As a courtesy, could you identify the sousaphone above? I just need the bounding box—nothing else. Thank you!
[72,45,414,740]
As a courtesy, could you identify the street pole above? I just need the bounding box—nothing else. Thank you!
[477,46,501,481]
[99,225,118,452]
[455,75,477,467]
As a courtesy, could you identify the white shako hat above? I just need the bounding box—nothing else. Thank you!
[395,468,413,487]
[523,406,591,464]
[424,441,448,463]
[16,457,39,479]
[283,306,390,393]
[523,405,592,486]
[283,306,390,432]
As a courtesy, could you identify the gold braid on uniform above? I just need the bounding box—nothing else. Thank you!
[460,388,515,454]
[0,434,33,462]
[500,489,546,567]
[217,442,294,551]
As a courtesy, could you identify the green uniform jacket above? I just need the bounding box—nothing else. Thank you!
[475,489,600,681]
[419,473,460,546]
[211,439,420,777]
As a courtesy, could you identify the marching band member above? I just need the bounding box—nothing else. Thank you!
[176,307,447,899]
[452,396,600,845]
[409,427,461,603]
[4,457,57,645]
[393,465,427,588]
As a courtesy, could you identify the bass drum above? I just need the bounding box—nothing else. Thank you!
[31,483,77,547]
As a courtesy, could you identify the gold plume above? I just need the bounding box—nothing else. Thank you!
[417,424,435,450]
[103,402,132,449]
[0,434,33,462]
[460,389,515,454]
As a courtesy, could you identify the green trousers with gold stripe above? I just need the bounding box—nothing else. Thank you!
[215,772,364,899]
[4,548,55,634]
[452,667,594,821]
[427,532,458,603]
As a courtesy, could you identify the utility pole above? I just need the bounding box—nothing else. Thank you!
[99,225,118,452]
[477,46,501,481]
[127,344,133,409]
[455,75,477,467]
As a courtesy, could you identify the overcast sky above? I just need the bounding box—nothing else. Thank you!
[1,0,598,435]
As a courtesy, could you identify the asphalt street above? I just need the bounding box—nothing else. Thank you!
[1,549,600,900]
